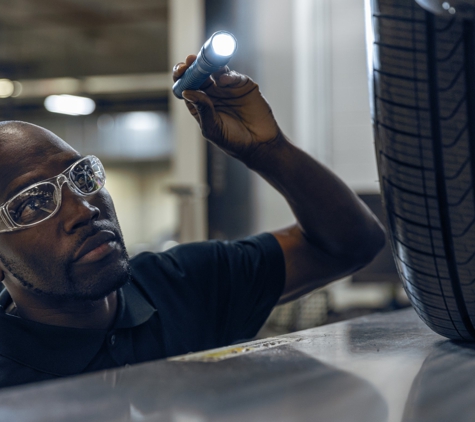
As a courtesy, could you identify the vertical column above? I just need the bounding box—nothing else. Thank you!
[252,0,296,234]
[293,0,333,167]
[168,0,208,242]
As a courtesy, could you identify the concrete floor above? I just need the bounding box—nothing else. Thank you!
[0,308,471,422]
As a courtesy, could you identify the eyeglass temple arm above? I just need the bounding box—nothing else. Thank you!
[0,210,13,233]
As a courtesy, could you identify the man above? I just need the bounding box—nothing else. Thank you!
[0,56,385,389]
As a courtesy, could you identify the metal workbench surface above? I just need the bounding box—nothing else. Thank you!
[0,307,472,422]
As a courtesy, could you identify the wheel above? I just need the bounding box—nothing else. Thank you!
[369,0,475,340]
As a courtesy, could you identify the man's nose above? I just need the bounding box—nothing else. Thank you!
[60,184,100,233]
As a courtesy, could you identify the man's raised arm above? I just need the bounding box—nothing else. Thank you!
[173,56,386,304]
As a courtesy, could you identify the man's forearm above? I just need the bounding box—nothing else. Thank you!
[244,132,386,264]
[172,59,385,282]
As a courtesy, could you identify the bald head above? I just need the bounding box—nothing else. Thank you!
[0,121,78,203]
[0,121,75,157]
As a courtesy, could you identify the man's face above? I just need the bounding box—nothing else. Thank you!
[0,122,130,301]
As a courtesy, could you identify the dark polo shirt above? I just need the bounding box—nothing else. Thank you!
[0,233,285,390]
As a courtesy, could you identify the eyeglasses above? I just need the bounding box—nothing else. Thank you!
[0,155,106,233]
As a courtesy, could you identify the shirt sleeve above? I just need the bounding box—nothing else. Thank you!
[130,233,286,355]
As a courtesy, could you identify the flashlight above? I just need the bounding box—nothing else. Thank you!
[172,31,238,99]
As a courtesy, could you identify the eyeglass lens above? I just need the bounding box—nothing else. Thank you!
[8,183,58,226]
[7,157,105,227]
[69,158,105,194]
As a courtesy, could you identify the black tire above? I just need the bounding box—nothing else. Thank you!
[370,0,475,340]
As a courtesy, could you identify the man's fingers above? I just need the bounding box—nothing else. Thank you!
[182,90,221,138]
[172,55,198,82]
[214,70,248,88]
[185,55,197,65]
[210,66,230,82]
[172,63,186,82]
[210,66,247,88]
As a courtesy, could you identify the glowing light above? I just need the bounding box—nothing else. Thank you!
[0,79,14,98]
[211,33,236,57]
[11,81,22,97]
[44,95,96,116]
[123,111,161,131]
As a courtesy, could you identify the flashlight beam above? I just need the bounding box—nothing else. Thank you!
[172,31,237,99]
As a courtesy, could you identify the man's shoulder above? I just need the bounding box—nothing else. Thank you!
[128,232,283,300]
[129,239,229,283]
[128,241,221,294]
[130,233,280,269]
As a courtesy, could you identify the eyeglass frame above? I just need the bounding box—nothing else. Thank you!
[0,155,106,234]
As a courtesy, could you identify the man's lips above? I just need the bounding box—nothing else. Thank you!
[73,231,118,264]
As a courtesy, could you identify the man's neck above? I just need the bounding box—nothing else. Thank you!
[8,291,118,330]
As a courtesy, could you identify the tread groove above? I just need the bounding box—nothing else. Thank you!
[426,12,474,339]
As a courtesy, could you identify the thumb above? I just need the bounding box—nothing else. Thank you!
[182,90,221,137]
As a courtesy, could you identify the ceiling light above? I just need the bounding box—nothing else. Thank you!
[0,79,14,98]
[44,94,96,116]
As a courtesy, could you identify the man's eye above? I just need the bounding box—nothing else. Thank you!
[12,192,55,223]
[17,197,49,216]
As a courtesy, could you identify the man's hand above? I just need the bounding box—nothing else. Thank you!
[173,55,281,163]
[173,56,386,304]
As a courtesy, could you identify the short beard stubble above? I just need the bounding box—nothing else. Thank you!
[0,230,132,302]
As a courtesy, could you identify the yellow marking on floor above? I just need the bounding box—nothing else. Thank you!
[169,337,302,362]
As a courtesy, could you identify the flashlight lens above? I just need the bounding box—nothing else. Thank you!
[211,33,236,57]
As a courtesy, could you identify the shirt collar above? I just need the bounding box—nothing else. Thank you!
[0,281,156,376]
[115,282,156,329]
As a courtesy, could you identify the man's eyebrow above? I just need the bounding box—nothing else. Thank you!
[4,155,83,201]
[7,177,45,199]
